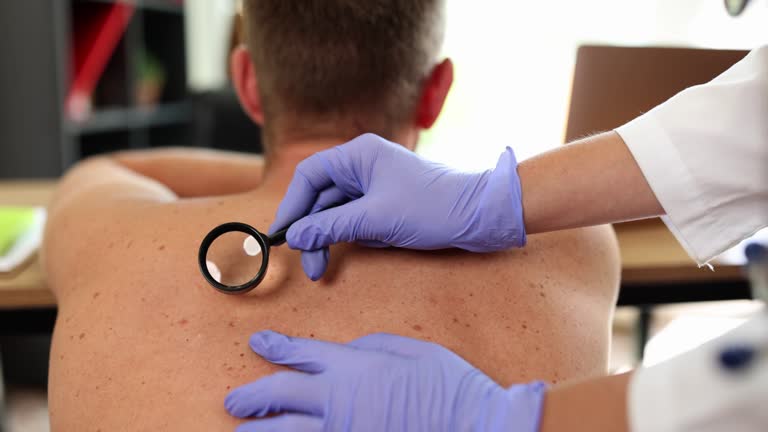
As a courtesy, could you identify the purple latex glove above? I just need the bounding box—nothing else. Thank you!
[269,133,526,280]
[225,331,546,432]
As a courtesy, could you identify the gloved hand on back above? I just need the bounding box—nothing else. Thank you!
[270,133,527,280]
[225,331,546,432]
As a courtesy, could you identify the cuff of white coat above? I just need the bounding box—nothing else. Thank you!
[616,115,725,266]
[628,363,681,432]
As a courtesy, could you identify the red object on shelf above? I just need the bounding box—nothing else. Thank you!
[66,2,135,121]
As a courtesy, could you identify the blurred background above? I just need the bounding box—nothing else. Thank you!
[0,0,765,430]
[1,0,767,178]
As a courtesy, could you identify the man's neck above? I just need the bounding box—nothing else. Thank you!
[258,137,348,191]
[257,131,417,192]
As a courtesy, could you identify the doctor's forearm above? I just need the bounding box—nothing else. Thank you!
[538,372,632,432]
[518,131,664,234]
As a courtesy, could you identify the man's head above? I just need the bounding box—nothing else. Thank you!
[231,0,452,151]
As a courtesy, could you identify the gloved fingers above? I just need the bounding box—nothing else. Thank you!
[249,330,356,373]
[300,248,330,281]
[234,414,323,432]
[346,333,438,358]
[309,186,350,215]
[225,372,328,418]
[287,200,374,251]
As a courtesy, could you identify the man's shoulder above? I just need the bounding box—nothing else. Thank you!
[346,225,618,281]
[446,225,620,290]
[44,196,227,296]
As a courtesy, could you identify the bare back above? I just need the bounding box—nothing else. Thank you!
[47,183,619,431]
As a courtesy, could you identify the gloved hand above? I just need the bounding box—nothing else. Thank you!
[225,331,546,432]
[270,133,526,280]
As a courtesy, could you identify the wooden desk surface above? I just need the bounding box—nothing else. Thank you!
[0,181,57,308]
[615,220,744,285]
[0,180,746,309]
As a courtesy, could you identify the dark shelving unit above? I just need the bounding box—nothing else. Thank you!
[0,0,193,178]
[86,0,185,14]
[67,102,191,135]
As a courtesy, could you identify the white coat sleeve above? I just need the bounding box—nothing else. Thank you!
[629,313,768,432]
[615,46,768,265]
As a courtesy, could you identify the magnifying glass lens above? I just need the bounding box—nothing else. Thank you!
[204,231,265,287]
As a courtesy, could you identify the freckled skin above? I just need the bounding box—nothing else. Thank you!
[46,184,619,431]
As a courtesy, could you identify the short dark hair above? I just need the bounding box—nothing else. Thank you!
[241,0,445,141]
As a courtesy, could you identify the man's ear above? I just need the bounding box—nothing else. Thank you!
[230,45,265,125]
[414,58,454,129]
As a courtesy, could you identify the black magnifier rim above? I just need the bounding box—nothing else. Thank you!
[198,222,270,295]
[725,0,750,16]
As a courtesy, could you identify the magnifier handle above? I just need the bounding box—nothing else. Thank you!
[269,228,289,247]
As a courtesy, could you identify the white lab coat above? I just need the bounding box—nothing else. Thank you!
[616,45,768,266]
[614,46,768,431]
[628,313,768,432]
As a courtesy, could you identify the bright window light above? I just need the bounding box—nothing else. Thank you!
[418,0,767,170]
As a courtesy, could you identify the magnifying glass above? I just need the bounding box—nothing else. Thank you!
[725,0,752,16]
[198,222,288,295]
